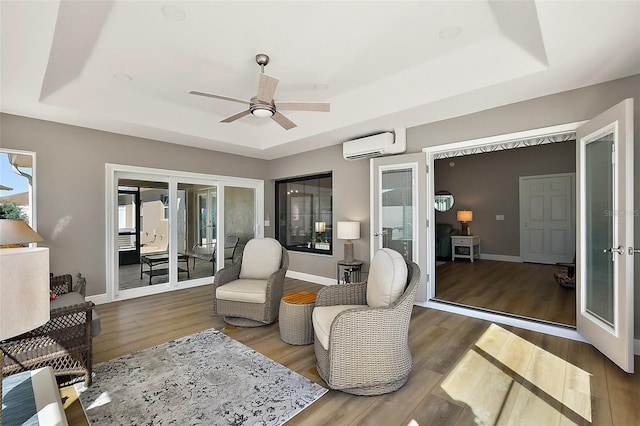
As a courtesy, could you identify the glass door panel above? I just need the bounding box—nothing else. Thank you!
[222,186,256,273]
[187,185,218,279]
[381,168,414,261]
[117,179,170,291]
[584,135,614,326]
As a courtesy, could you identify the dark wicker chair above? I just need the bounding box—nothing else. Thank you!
[313,253,420,395]
[0,274,95,386]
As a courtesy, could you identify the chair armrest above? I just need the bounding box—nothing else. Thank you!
[50,274,73,295]
[316,282,367,307]
[212,261,241,289]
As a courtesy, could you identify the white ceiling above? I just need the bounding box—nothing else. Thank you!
[1,1,639,160]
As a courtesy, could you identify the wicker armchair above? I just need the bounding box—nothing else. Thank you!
[1,274,95,386]
[213,238,289,327]
[312,249,420,395]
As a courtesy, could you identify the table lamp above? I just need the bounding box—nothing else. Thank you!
[0,220,50,423]
[337,221,360,262]
[457,210,473,236]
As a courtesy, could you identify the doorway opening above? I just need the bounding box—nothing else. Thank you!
[424,122,584,335]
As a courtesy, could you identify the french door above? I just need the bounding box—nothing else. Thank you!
[576,98,634,373]
[371,153,428,303]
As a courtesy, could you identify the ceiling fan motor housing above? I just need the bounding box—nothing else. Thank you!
[249,97,275,118]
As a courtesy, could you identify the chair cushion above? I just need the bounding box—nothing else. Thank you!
[239,238,282,280]
[216,279,268,304]
[50,291,101,337]
[312,304,364,350]
[366,248,408,307]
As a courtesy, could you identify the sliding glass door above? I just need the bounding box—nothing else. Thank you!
[107,165,263,302]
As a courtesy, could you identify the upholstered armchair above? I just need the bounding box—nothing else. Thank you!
[1,274,97,386]
[212,238,289,327]
[312,248,420,395]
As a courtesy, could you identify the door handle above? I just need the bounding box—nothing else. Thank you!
[373,232,381,236]
[629,247,640,255]
[603,246,625,255]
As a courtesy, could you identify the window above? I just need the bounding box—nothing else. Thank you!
[276,173,332,254]
[0,150,35,226]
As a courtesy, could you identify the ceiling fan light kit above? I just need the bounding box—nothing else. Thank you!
[190,53,330,130]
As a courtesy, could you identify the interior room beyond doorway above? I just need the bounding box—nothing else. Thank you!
[433,139,577,326]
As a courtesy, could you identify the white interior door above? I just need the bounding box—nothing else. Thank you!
[520,173,575,264]
[371,152,427,303]
[576,98,634,372]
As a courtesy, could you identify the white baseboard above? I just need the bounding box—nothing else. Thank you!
[286,270,334,286]
[86,293,109,305]
[479,254,522,262]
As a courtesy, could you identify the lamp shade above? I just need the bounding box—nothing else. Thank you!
[0,247,50,340]
[0,219,43,245]
[457,210,473,222]
[337,221,360,240]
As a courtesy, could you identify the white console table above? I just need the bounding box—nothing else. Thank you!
[451,235,481,262]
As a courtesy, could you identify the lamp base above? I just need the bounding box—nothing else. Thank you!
[344,241,354,262]
[461,222,470,236]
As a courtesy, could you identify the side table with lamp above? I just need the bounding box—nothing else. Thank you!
[336,221,363,284]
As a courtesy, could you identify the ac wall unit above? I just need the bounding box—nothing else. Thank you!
[342,127,406,160]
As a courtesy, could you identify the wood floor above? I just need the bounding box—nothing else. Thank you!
[62,278,638,425]
[436,260,576,326]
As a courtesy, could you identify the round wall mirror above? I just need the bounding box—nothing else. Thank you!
[434,191,454,212]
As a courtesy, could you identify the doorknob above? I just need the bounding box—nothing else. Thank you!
[603,246,625,255]
[629,247,640,255]
[373,232,381,236]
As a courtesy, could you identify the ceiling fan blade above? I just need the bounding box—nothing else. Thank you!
[257,74,279,103]
[274,102,330,112]
[189,90,250,105]
[221,109,251,123]
[272,111,297,130]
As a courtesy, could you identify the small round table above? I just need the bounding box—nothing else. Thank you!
[279,291,317,345]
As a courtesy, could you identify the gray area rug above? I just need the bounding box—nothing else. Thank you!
[75,328,327,425]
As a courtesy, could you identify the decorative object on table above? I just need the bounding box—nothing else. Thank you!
[0,219,50,424]
[457,210,473,236]
[337,221,360,262]
[336,259,364,284]
[279,291,317,345]
[314,221,327,242]
[312,248,420,395]
[75,328,328,425]
[74,272,87,297]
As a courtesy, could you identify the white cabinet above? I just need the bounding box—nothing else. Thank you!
[451,235,481,262]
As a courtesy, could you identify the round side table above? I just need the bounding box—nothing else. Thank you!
[279,291,317,345]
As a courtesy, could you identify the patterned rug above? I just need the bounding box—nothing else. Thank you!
[75,329,327,425]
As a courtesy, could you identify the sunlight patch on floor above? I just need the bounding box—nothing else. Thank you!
[441,323,592,425]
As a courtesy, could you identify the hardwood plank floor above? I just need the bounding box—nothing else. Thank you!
[436,260,576,326]
[64,278,638,425]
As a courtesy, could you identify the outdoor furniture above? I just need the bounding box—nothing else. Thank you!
[191,235,240,274]
[140,252,190,284]
[312,248,420,395]
[213,238,289,327]
[279,291,317,345]
[1,274,96,387]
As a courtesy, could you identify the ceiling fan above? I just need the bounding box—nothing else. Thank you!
[189,54,330,130]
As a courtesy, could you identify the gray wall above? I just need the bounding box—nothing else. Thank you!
[407,73,640,340]
[434,141,576,256]
[0,114,269,297]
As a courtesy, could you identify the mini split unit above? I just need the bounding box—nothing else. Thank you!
[342,127,407,160]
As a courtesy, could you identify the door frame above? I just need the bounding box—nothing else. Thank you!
[422,122,587,341]
[105,164,264,303]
